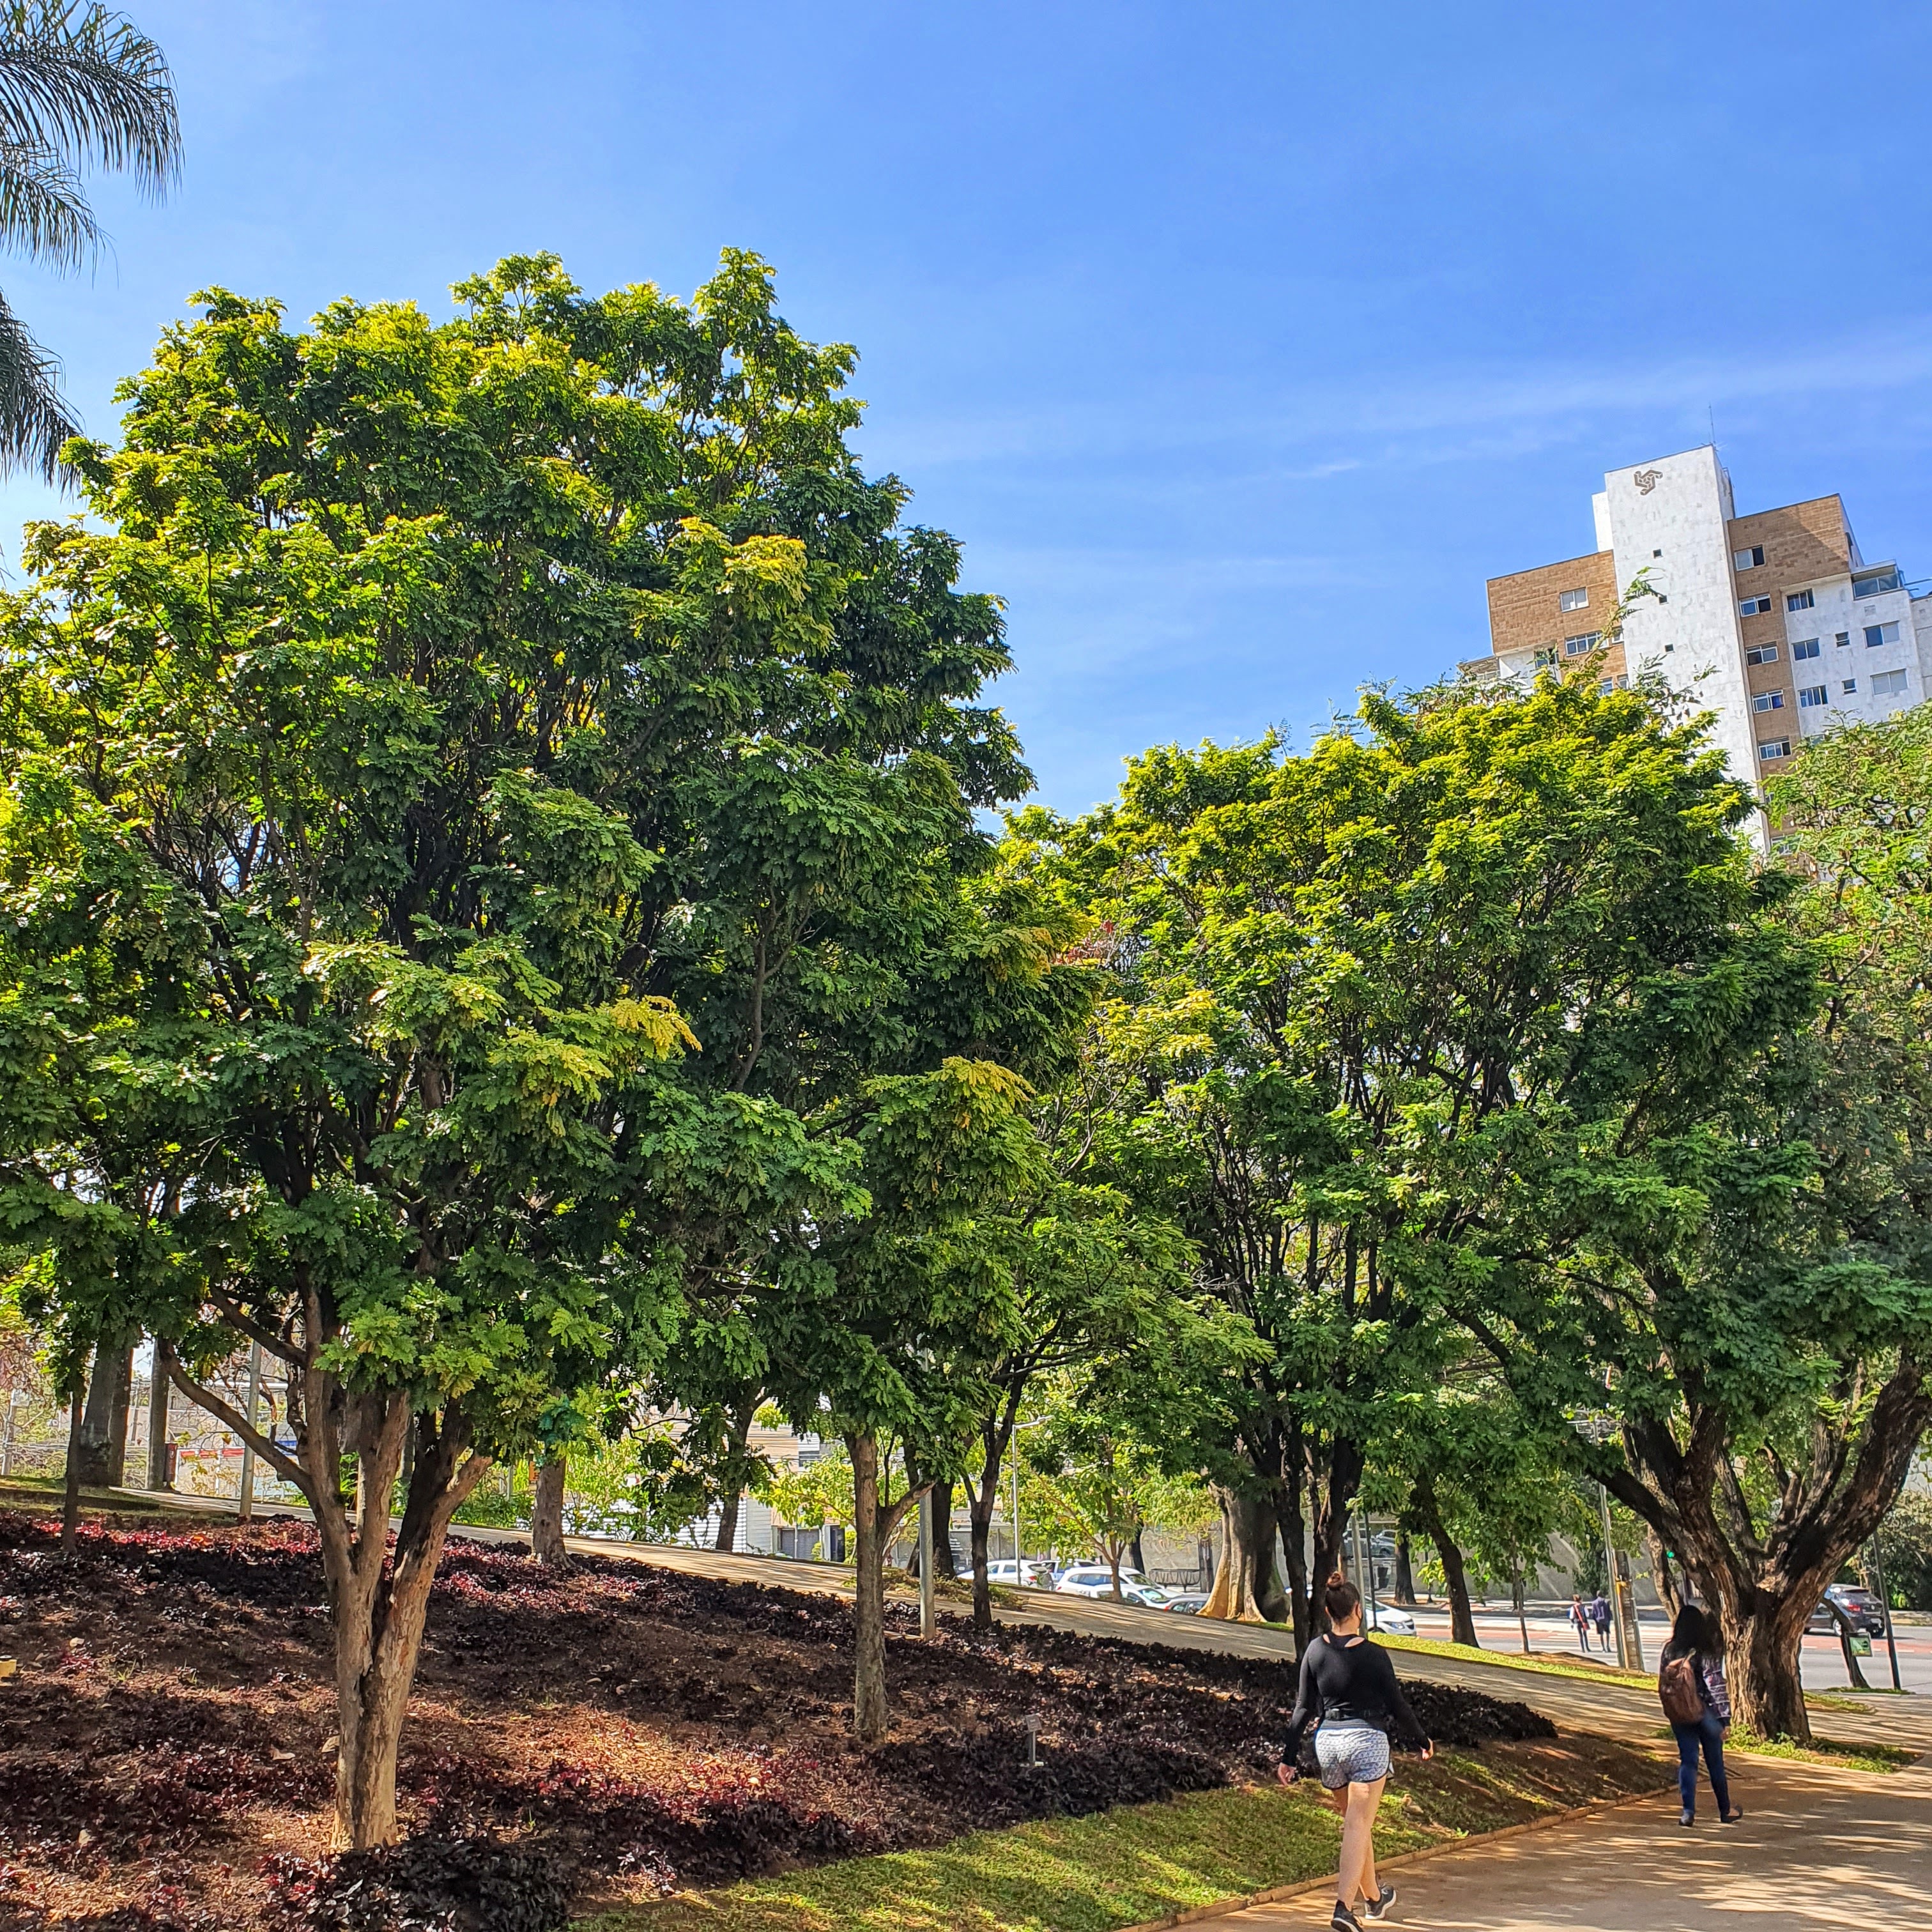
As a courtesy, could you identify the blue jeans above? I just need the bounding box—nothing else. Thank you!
[1671,1712,1731,1817]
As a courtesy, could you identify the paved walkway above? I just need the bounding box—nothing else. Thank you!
[1228,1758,1932,1929]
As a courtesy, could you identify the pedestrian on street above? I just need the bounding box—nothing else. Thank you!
[1590,1591,1613,1653]
[1278,1573,1433,1932]
[1656,1604,1744,1828]
[1568,1593,1590,1652]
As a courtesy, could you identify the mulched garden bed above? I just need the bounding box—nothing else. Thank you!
[0,1510,1577,1930]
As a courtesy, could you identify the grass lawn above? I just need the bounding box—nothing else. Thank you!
[591,1740,1667,1932]
[1708,1727,1919,1774]
[0,1473,230,1519]
[1373,1632,1876,1716]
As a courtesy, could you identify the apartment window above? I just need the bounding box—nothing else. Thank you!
[1758,739,1792,760]
[1733,545,1766,570]
[1752,691,1785,712]
[1745,643,1780,665]
[1853,569,1903,597]
[1563,631,1601,656]
[1597,675,1628,694]
[1559,586,1589,611]
[1872,668,1908,696]
[1740,596,1773,616]
[1533,645,1558,668]
[1865,621,1901,648]
[1791,638,1821,661]
[1798,685,1829,708]
[1836,631,1851,647]
[1842,678,1858,694]
[1786,589,1815,611]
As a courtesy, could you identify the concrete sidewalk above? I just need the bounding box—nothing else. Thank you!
[1226,1758,1932,1929]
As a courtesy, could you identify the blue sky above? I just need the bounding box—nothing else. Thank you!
[9,1,1932,813]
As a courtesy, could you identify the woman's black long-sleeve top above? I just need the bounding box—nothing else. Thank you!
[1281,1634,1430,1757]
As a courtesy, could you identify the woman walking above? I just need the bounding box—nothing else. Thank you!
[1278,1574,1432,1931]
[1568,1592,1591,1652]
[1656,1604,1743,1827]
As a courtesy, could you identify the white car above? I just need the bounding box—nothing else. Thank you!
[1054,1565,1149,1599]
[984,1560,1055,1588]
[1365,1602,1416,1636]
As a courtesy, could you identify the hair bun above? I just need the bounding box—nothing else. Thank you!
[1326,1571,1347,1586]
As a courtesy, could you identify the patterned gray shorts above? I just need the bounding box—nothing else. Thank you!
[1314,1722,1391,1788]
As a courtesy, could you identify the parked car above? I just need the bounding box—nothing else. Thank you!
[1807,1584,1887,1637]
[984,1560,1055,1588]
[1364,1602,1416,1636]
[1054,1565,1147,1598]
[1162,1591,1211,1614]
[1121,1582,1174,1609]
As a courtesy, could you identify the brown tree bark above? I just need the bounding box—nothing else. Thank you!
[1412,1472,1478,1646]
[1204,1485,1287,1621]
[1646,1525,1685,1621]
[930,1482,957,1579]
[710,1395,758,1552]
[847,1431,924,1744]
[531,1456,567,1565]
[73,1338,134,1489]
[61,1367,86,1557]
[162,1335,491,1847]
[1393,1530,1417,1607]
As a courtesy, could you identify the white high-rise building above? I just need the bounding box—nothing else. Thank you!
[1469,445,1931,793]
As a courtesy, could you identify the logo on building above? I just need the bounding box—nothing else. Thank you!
[1634,468,1663,494]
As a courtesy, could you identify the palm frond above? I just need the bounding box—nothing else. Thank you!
[0,284,77,477]
[0,1,178,196]
[0,136,98,269]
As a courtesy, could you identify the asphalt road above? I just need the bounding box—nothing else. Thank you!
[1400,1603,1931,1696]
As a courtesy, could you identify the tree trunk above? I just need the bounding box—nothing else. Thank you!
[160,1335,492,1849]
[849,1432,891,1744]
[1308,1442,1362,1632]
[1646,1526,1685,1620]
[1823,1597,1871,1690]
[1128,1529,1146,1580]
[1413,1473,1478,1646]
[969,1482,996,1630]
[61,1370,85,1556]
[1715,1589,1811,1740]
[532,1455,567,1565]
[1204,1485,1286,1622]
[73,1338,133,1489]
[1273,1453,1310,1650]
[712,1485,741,1552]
[146,1345,173,1491]
[323,1401,491,1846]
[931,1478,957,1578]
[1393,1530,1417,1607]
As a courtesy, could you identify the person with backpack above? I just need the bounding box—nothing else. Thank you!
[1657,1604,1743,1827]
[1590,1591,1613,1653]
[1277,1573,1433,1932]
[1568,1592,1591,1652]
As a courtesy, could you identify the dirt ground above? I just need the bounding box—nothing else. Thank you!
[0,1510,1658,1930]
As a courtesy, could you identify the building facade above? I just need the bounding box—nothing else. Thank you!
[1471,445,1932,794]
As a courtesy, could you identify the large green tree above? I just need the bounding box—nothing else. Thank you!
[1050,675,1792,1651]
[0,252,1031,1836]
[1466,701,1932,1736]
